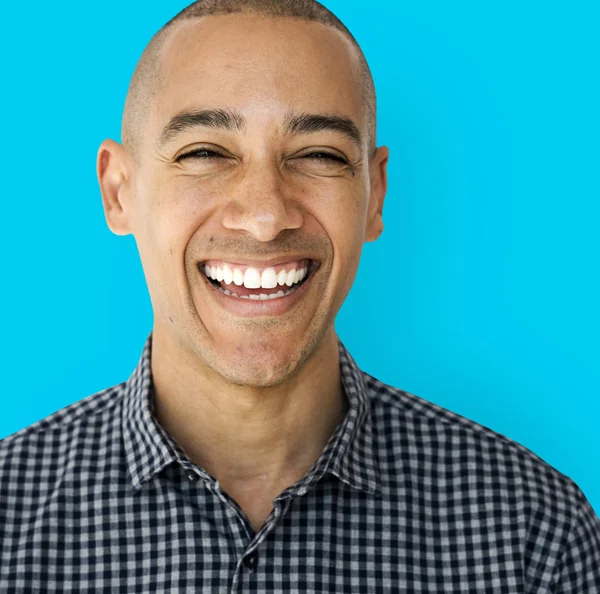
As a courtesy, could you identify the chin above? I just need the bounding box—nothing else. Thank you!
[214,356,296,387]
[210,335,309,387]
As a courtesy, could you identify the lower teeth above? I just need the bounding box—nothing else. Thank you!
[217,285,299,299]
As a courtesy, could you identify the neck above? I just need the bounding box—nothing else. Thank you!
[150,325,350,492]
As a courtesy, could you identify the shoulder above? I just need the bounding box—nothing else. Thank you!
[363,370,585,509]
[360,371,600,587]
[0,382,126,466]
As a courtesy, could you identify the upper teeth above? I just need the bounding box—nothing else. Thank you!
[204,263,309,289]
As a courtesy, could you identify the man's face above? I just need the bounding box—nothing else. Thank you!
[106,14,388,386]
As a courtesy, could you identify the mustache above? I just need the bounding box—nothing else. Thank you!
[188,232,329,261]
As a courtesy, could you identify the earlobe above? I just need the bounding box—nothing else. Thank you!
[96,139,134,236]
[365,215,384,242]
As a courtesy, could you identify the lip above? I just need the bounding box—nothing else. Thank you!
[198,259,320,317]
[198,255,317,270]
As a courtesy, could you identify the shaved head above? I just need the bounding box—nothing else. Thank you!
[121,0,377,163]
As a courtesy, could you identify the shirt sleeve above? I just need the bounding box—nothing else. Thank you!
[553,489,600,593]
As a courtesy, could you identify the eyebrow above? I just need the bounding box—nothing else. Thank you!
[157,107,363,151]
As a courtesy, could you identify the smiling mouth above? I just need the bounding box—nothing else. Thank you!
[199,258,319,300]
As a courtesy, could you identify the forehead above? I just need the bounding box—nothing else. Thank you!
[153,14,364,135]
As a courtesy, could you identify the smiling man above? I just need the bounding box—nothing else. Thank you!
[1,1,600,592]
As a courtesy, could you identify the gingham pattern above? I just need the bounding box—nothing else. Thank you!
[1,332,599,593]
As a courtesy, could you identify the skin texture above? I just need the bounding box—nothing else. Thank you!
[97,13,388,532]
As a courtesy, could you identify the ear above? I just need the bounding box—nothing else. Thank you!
[96,139,135,236]
[364,145,389,243]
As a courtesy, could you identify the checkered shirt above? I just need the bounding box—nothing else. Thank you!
[1,331,599,593]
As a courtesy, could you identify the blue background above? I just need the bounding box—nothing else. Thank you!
[1,1,598,513]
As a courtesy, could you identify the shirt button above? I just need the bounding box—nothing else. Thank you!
[186,471,198,482]
[243,552,259,569]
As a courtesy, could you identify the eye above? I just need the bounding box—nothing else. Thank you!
[175,148,347,165]
[176,147,223,162]
[303,151,347,164]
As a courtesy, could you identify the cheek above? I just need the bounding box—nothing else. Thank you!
[305,186,366,299]
[147,180,220,253]
[319,187,366,251]
[132,183,219,301]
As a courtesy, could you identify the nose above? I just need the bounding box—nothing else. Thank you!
[220,160,304,242]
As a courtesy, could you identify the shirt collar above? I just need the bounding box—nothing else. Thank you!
[122,331,381,497]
